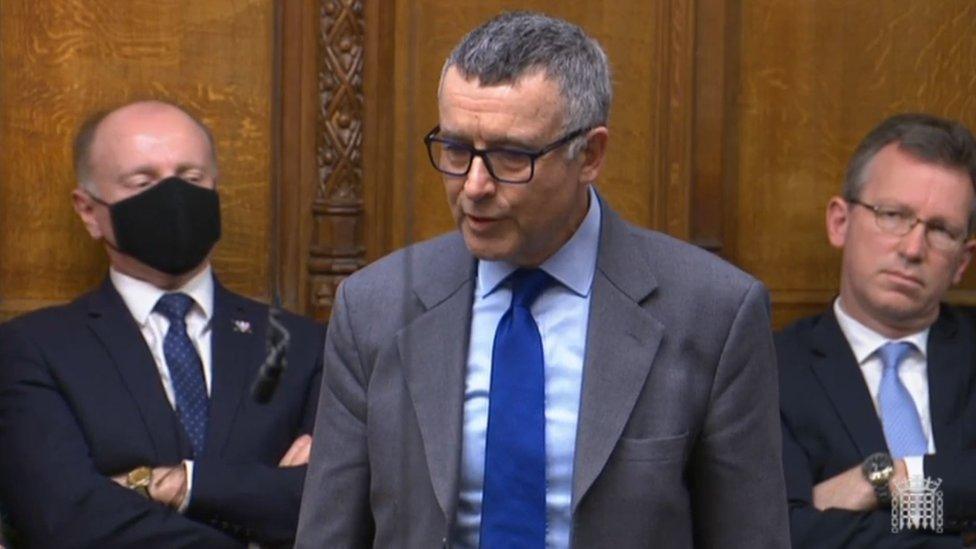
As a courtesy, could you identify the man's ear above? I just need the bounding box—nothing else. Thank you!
[826,196,850,249]
[578,126,609,184]
[952,238,976,285]
[71,187,104,239]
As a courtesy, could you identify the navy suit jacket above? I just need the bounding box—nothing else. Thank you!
[0,278,324,548]
[777,305,976,548]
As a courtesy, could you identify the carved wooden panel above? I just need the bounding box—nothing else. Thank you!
[0,0,275,321]
[307,0,367,320]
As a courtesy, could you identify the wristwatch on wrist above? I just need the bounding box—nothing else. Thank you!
[126,466,153,498]
[861,452,895,506]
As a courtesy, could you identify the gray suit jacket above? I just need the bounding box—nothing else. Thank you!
[296,201,789,548]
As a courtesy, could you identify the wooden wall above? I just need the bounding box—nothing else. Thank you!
[358,0,976,326]
[360,0,976,327]
[2,0,976,329]
[731,0,976,325]
[372,2,670,249]
[0,0,275,321]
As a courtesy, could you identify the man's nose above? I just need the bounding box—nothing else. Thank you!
[462,156,496,200]
[898,222,928,261]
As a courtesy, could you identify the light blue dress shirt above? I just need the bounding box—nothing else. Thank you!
[453,186,601,548]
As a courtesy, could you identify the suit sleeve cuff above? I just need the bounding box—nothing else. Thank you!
[179,460,194,513]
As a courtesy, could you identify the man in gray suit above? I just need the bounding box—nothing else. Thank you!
[297,11,789,548]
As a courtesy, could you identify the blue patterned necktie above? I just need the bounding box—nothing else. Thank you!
[154,293,209,458]
[878,341,927,458]
[481,268,552,548]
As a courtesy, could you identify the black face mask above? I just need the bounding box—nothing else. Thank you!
[92,176,221,275]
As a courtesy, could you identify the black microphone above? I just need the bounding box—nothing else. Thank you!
[251,306,291,403]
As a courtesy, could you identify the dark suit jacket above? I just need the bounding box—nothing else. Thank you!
[777,306,976,548]
[296,201,790,548]
[0,278,325,548]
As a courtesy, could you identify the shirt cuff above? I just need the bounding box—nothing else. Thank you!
[904,455,925,481]
[179,460,194,513]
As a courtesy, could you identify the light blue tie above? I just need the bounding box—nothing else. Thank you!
[155,293,209,458]
[481,269,551,548]
[878,341,927,458]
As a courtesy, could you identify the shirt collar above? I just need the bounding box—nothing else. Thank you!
[833,298,929,363]
[110,265,215,326]
[477,185,602,298]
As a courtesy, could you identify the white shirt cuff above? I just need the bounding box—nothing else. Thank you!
[179,460,194,513]
[903,455,925,481]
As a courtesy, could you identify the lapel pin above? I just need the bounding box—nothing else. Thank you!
[233,320,252,334]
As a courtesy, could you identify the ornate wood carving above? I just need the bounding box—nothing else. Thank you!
[309,0,366,320]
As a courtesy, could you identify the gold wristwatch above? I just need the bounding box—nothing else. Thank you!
[861,452,894,506]
[126,466,153,498]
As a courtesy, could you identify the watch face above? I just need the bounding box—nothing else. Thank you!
[128,466,152,488]
[867,469,888,484]
[863,453,894,485]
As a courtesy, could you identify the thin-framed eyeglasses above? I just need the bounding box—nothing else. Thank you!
[423,125,590,184]
[847,198,970,252]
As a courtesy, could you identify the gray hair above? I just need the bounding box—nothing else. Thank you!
[843,113,976,233]
[73,100,218,195]
[443,11,612,157]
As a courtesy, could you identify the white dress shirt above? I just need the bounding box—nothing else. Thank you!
[833,298,934,479]
[453,186,601,548]
[110,265,215,511]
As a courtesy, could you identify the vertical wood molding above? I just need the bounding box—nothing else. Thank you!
[691,0,733,256]
[308,0,367,320]
[662,0,735,256]
[718,0,742,264]
[662,0,695,241]
[274,0,303,312]
[361,0,397,264]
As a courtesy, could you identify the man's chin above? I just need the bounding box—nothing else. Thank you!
[461,232,512,263]
[872,297,939,332]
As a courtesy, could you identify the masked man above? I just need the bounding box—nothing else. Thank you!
[0,100,324,548]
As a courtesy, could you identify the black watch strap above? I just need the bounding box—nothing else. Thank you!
[873,482,892,506]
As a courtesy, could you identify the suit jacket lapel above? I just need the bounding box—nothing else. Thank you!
[207,282,264,456]
[397,235,476,523]
[927,308,966,450]
[808,309,888,458]
[572,205,663,511]
[86,279,185,463]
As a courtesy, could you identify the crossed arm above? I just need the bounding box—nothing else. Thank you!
[0,321,320,548]
[811,456,908,512]
[109,434,313,509]
[781,421,961,548]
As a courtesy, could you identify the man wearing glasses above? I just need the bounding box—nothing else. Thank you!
[297,11,788,548]
[777,113,976,547]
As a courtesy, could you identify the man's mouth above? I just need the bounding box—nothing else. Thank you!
[882,270,924,288]
[465,213,499,229]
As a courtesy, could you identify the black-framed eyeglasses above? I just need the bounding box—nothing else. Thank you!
[423,125,590,184]
[847,198,969,252]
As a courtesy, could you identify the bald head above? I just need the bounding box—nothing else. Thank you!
[74,100,217,194]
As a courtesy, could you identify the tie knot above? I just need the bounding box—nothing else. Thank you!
[154,292,195,321]
[878,341,914,371]
[509,268,552,309]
